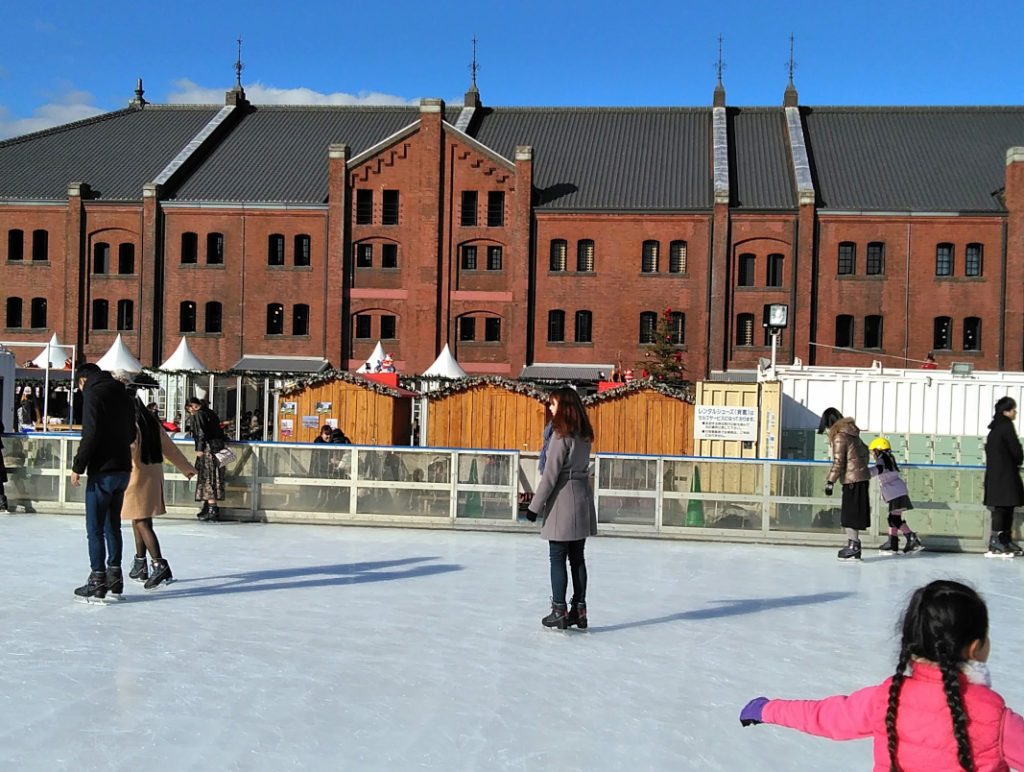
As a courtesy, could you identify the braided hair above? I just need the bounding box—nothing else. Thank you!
[885,580,988,771]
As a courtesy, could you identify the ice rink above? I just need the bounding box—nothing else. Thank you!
[3,513,1024,771]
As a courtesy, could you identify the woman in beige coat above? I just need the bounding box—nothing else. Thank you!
[124,395,196,589]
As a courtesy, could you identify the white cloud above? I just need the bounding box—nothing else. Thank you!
[167,78,419,107]
[0,92,105,140]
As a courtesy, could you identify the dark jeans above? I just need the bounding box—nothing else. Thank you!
[991,506,1016,535]
[549,539,587,605]
[85,471,130,572]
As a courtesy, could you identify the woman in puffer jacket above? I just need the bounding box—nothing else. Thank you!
[818,406,871,560]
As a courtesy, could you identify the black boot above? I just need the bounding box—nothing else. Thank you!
[74,570,108,601]
[878,534,899,553]
[144,559,173,590]
[196,502,209,520]
[206,503,220,522]
[106,566,124,598]
[542,601,569,629]
[567,599,588,629]
[0,494,8,512]
[129,556,149,581]
[837,539,862,560]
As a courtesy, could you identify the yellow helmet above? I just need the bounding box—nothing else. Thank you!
[869,437,891,452]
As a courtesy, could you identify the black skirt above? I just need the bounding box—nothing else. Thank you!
[841,480,871,530]
[888,494,914,513]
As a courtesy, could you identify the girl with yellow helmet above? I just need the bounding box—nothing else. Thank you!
[869,437,922,553]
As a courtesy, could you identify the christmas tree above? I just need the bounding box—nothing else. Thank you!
[638,307,687,382]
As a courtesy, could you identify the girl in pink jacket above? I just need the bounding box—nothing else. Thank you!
[740,580,1024,771]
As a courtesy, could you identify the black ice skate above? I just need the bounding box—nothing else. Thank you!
[196,502,209,520]
[0,494,9,512]
[903,533,924,554]
[837,539,862,561]
[74,570,108,602]
[878,534,899,553]
[986,533,1023,559]
[144,559,173,590]
[129,556,149,582]
[542,601,569,629]
[106,566,124,599]
[200,504,220,522]
[567,599,588,629]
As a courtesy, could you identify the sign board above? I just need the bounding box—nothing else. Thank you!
[694,405,759,441]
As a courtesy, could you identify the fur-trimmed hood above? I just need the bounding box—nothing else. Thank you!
[827,415,860,443]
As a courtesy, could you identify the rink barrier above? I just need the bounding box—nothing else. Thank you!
[0,434,1008,552]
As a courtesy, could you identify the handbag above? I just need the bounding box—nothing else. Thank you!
[214,447,236,465]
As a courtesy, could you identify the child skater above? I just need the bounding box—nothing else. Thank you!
[869,436,923,554]
[739,580,1024,771]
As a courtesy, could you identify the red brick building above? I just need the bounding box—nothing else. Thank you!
[2,80,1023,377]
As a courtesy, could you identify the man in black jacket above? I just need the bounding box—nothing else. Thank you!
[70,363,135,600]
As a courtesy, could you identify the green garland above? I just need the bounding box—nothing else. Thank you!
[414,375,551,402]
[583,378,695,404]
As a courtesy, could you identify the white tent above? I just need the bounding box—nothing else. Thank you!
[358,341,388,373]
[159,337,207,371]
[31,333,72,368]
[423,344,467,378]
[95,334,142,373]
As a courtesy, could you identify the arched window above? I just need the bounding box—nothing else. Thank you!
[30,298,46,328]
[181,232,198,264]
[179,301,196,333]
[965,244,983,277]
[933,316,952,350]
[548,310,565,342]
[864,315,883,349]
[838,242,856,275]
[575,310,593,343]
[639,311,658,343]
[118,243,135,274]
[266,303,284,335]
[963,317,981,351]
[669,312,685,345]
[32,229,48,261]
[550,239,567,272]
[205,302,222,333]
[92,298,109,330]
[7,229,24,261]
[577,240,595,272]
[268,234,285,266]
[206,232,224,265]
[293,304,310,336]
[669,241,687,274]
[866,242,885,275]
[641,241,659,273]
[93,242,110,274]
[835,315,854,348]
[6,297,23,327]
[935,243,953,276]
[116,299,133,331]
[294,234,311,267]
[735,314,754,346]
[737,253,755,286]
[766,254,784,287]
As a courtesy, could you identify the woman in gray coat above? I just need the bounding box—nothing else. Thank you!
[527,387,597,629]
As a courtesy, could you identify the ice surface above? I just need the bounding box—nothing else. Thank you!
[3,514,1024,771]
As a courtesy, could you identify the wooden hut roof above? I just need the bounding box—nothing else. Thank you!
[279,369,419,398]
[422,376,550,402]
[584,379,695,404]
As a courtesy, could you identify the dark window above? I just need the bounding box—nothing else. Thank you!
[380,314,396,339]
[963,317,981,351]
[461,245,477,270]
[484,317,501,341]
[381,243,398,269]
[30,297,46,328]
[550,240,567,271]
[487,246,502,271]
[835,315,854,348]
[933,316,952,350]
[838,242,856,275]
[355,243,373,268]
[738,253,755,286]
[486,191,504,227]
[205,302,222,333]
[32,229,48,261]
[118,243,135,274]
[293,304,310,336]
[461,191,478,226]
[356,190,373,224]
[459,316,476,341]
[6,297,23,327]
[766,254,784,287]
[864,315,883,348]
[382,190,399,225]
[575,310,593,343]
[355,314,372,339]
[669,312,685,345]
[966,243,983,277]
[7,229,24,261]
[93,243,110,274]
[268,234,285,266]
[267,303,284,335]
[181,232,198,264]
[548,310,565,342]
[642,241,659,273]
[639,311,658,343]
[577,240,595,272]
[294,234,311,267]
[866,242,884,275]
[936,243,953,277]
[669,241,687,274]
[179,302,196,333]
[116,299,133,331]
[735,313,754,346]
[206,233,224,265]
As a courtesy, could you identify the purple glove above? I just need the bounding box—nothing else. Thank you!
[739,697,769,726]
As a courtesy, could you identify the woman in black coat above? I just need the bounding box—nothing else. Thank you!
[185,398,228,522]
[983,396,1024,555]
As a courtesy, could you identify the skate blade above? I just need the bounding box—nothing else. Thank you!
[144,577,175,591]
[74,595,113,605]
[984,552,1017,559]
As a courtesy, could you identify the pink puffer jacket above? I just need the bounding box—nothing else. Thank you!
[762,662,1024,771]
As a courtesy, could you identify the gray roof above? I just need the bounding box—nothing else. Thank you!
[729,108,796,209]
[472,108,713,210]
[231,355,331,373]
[519,363,614,380]
[0,107,221,201]
[803,107,1024,212]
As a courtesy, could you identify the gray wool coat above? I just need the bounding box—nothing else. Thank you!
[528,433,598,541]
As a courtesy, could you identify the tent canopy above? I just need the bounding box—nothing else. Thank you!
[95,334,142,373]
[423,344,467,378]
[30,333,72,368]
[358,341,388,373]
[160,337,207,371]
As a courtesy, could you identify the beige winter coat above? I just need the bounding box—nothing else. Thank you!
[122,427,197,520]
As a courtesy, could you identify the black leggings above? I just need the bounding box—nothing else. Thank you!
[549,539,587,605]
[991,506,1016,535]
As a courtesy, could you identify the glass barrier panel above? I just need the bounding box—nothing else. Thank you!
[597,494,655,526]
[259,482,350,513]
[457,453,512,486]
[599,458,657,491]
[359,450,417,482]
[354,485,442,516]
[663,498,760,530]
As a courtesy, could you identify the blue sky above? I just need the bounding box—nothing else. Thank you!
[0,0,1020,139]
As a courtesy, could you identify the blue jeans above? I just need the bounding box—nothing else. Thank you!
[85,471,130,572]
[548,539,587,605]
